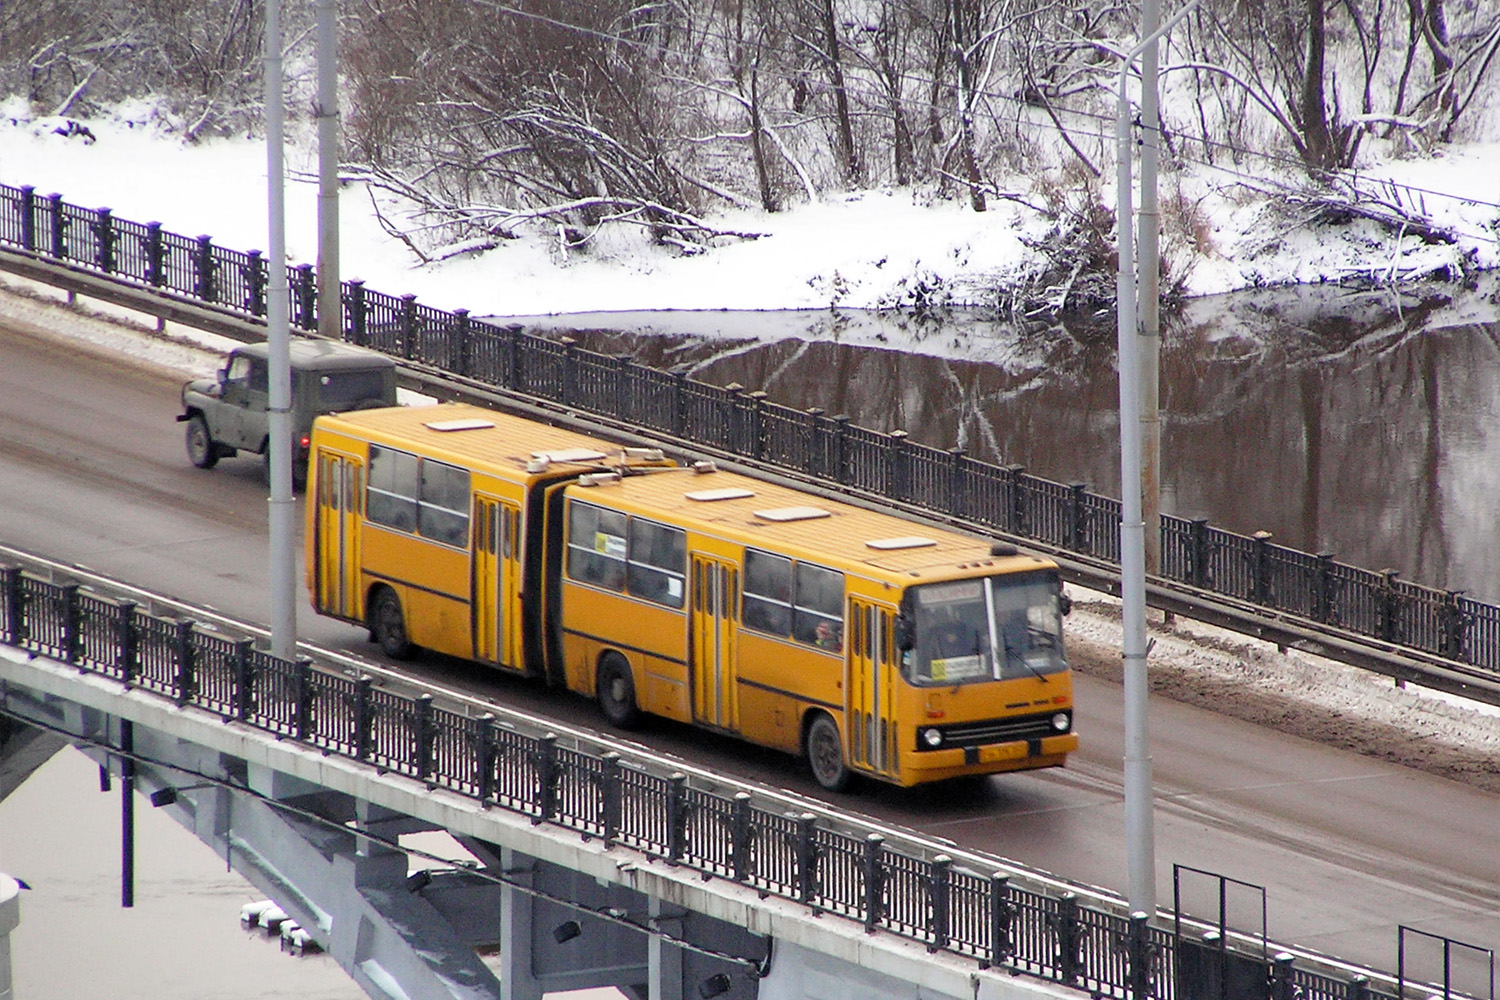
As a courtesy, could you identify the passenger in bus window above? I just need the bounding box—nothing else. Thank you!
[815,620,843,652]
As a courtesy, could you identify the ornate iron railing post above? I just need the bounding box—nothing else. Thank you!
[95,208,114,273]
[400,292,418,360]
[146,222,165,287]
[1005,465,1027,536]
[116,599,138,685]
[948,447,967,519]
[19,186,35,252]
[1251,531,1274,607]
[60,583,80,666]
[173,618,196,707]
[473,714,497,805]
[1190,517,1211,589]
[928,854,952,953]
[48,193,66,260]
[830,412,849,481]
[1442,591,1466,661]
[885,429,910,501]
[745,390,767,461]
[194,234,214,302]
[233,638,255,722]
[862,833,885,933]
[415,693,435,785]
[347,280,368,346]
[666,772,688,863]
[1056,892,1082,984]
[534,733,559,824]
[1068,482,1088,554]
[0,566,22,647]
[601,751,622,847]
[1314,552,1336,623]
[1271,953,1297,1000]
[294,656,314,742]
[453,308,472,376]
[246,250,266,316]
[355,675,374,761]
[730,791,753,882]
[985,873,1012,969]
[293,263,317,330]
[802,408,826,476]
[795,813,819,907]
[1127,911,1152,1000]
[1380,570,1401,644]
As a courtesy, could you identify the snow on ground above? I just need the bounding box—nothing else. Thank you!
[1,102,1498,786]
[1,100,1497,323]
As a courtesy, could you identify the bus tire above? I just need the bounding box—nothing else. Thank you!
[806,713,851,792]
[185,414,219,469]
[369,587,416,660]
[596,654,642,730]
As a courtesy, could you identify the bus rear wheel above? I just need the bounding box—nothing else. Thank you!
[806,713,851,792]
[369,587,416,660]
[597,654,641,729]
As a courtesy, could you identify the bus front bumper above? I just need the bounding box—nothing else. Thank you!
[902,732,1080,783]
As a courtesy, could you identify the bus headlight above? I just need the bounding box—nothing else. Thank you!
[1051,712,1071,733]
[921,728,943,748]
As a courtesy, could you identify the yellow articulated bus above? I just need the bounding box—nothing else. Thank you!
[306,402,1078,791]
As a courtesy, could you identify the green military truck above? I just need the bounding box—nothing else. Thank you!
[177,338,398,488]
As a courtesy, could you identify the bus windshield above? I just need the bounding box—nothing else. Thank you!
[904,572,1067,686]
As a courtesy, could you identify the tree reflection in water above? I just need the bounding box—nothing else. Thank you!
[511,274,1500,602]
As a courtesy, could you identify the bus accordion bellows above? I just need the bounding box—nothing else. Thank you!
[306,402,1078,791]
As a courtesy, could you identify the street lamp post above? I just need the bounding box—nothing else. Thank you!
[1114,0,1203,918]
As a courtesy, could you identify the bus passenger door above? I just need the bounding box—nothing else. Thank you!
[848,599,899,779]
[473,496,522,669]
[690,554,739,731]
[313,450,362,621]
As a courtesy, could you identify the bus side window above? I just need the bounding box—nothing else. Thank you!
[792,562,843,648]
[567,501,626,592]
[743,549,792,635]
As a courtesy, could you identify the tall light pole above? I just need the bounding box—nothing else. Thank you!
[316,0,341,342]
[265,0,297,661]
[1115,0,1202,919]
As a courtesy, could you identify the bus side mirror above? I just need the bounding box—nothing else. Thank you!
[1059,592,1073,616]
[894,616,914,651]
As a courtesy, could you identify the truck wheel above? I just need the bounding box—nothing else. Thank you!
[806,713,851,792]
[597,654,642,729]
[369,587,416,660]
[185,415,219,469]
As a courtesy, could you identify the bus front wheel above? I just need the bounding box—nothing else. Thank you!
[369,588,416,660]
[185,415,219,469]
[806,713,851,792]
[597,654,642,729]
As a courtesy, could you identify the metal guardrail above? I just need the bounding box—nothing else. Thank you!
[0,559,1430,1000]
[1,181,1498,703]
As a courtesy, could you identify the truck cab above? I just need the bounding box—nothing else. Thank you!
[177,339,398,488]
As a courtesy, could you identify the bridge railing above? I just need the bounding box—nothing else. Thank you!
[0,561,1416,1000]
[2,182,1497,685]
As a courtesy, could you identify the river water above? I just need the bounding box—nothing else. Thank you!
[516,273,1500,604]
[3,277,1497,999]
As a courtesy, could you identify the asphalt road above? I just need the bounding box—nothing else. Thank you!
[2,306,1497,986]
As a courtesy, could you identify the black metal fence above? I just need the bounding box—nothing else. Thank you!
[3,181,1497,683]
[0,563,1406,1000]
